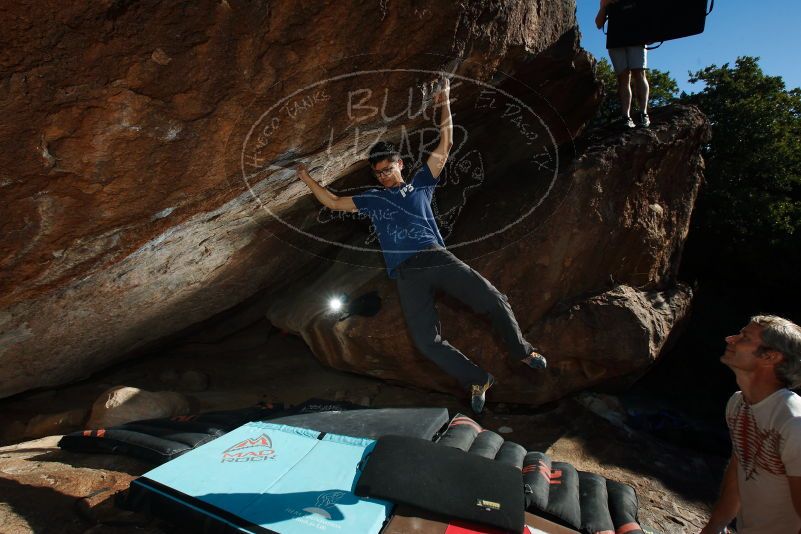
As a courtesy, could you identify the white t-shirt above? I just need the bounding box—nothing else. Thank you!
[726,389,801,533]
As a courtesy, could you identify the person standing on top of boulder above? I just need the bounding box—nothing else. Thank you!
[700,315,801,534]
[595,0,651,128]
[295,76,547,414]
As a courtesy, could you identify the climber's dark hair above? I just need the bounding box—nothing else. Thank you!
[368,141,401,167]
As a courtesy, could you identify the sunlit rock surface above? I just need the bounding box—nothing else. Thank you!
[0,0,599,398]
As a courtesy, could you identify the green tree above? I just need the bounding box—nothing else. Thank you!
[595,58,679,122]
[681,56,801,287]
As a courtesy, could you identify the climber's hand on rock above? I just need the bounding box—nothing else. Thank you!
[296,163,312,183]
[433,76,450,105]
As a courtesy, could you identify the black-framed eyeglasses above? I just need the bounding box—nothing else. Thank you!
[373,163,396,178]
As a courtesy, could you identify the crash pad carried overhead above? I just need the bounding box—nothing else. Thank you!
[120,421,392,534]
[605,0,713,48]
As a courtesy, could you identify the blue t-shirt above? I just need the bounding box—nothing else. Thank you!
[352,163,445,278]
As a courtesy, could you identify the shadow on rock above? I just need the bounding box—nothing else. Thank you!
[0,476,89,534]
[30,449,151,478]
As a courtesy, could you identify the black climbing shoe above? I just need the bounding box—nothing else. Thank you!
[470,375,495,415]
[522,351,548,370]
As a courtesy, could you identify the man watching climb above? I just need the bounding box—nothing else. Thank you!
[701,315,801,534]
[595,0,651,128]
[295,77,547,415]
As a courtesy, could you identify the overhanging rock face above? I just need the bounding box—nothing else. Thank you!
[265,107,709,404]
[0,0,600,398]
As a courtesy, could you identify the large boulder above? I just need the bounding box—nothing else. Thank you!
[0,0,600,398]
[265,106,709,403]
[86,386,190,429]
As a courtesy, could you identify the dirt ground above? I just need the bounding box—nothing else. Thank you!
[0,317,723,533]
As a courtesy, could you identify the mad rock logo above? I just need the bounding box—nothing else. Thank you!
[221,433,276,463]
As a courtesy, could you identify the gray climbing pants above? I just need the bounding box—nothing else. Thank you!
[395,245,535,390]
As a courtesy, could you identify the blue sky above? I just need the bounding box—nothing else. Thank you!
[575,0,801,93]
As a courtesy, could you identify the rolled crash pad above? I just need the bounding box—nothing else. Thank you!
[607,479,644,534]
[59,406,281,464]
[120,421,392,534]
[268,406,449,441]
[494,441,526,470]
[436,414,483,451]
[578,472,614,534]
[522,452,551,512]
[468,431,505,459]
[536,461,581,531]
[355,435,525,532]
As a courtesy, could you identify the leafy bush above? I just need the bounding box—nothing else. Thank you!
[681,57,801,289]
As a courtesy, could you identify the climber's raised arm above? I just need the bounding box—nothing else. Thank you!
[426,77,453,179]
[295,164,357,212]
[595,0,616,29]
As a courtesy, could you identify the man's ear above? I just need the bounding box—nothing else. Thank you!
[764,349,785,367]
[397,159,403,171]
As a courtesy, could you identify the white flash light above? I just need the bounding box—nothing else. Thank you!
[328,297,344,312]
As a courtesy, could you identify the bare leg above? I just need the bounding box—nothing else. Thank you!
[632,69,649,113]
[617,70,632,117]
